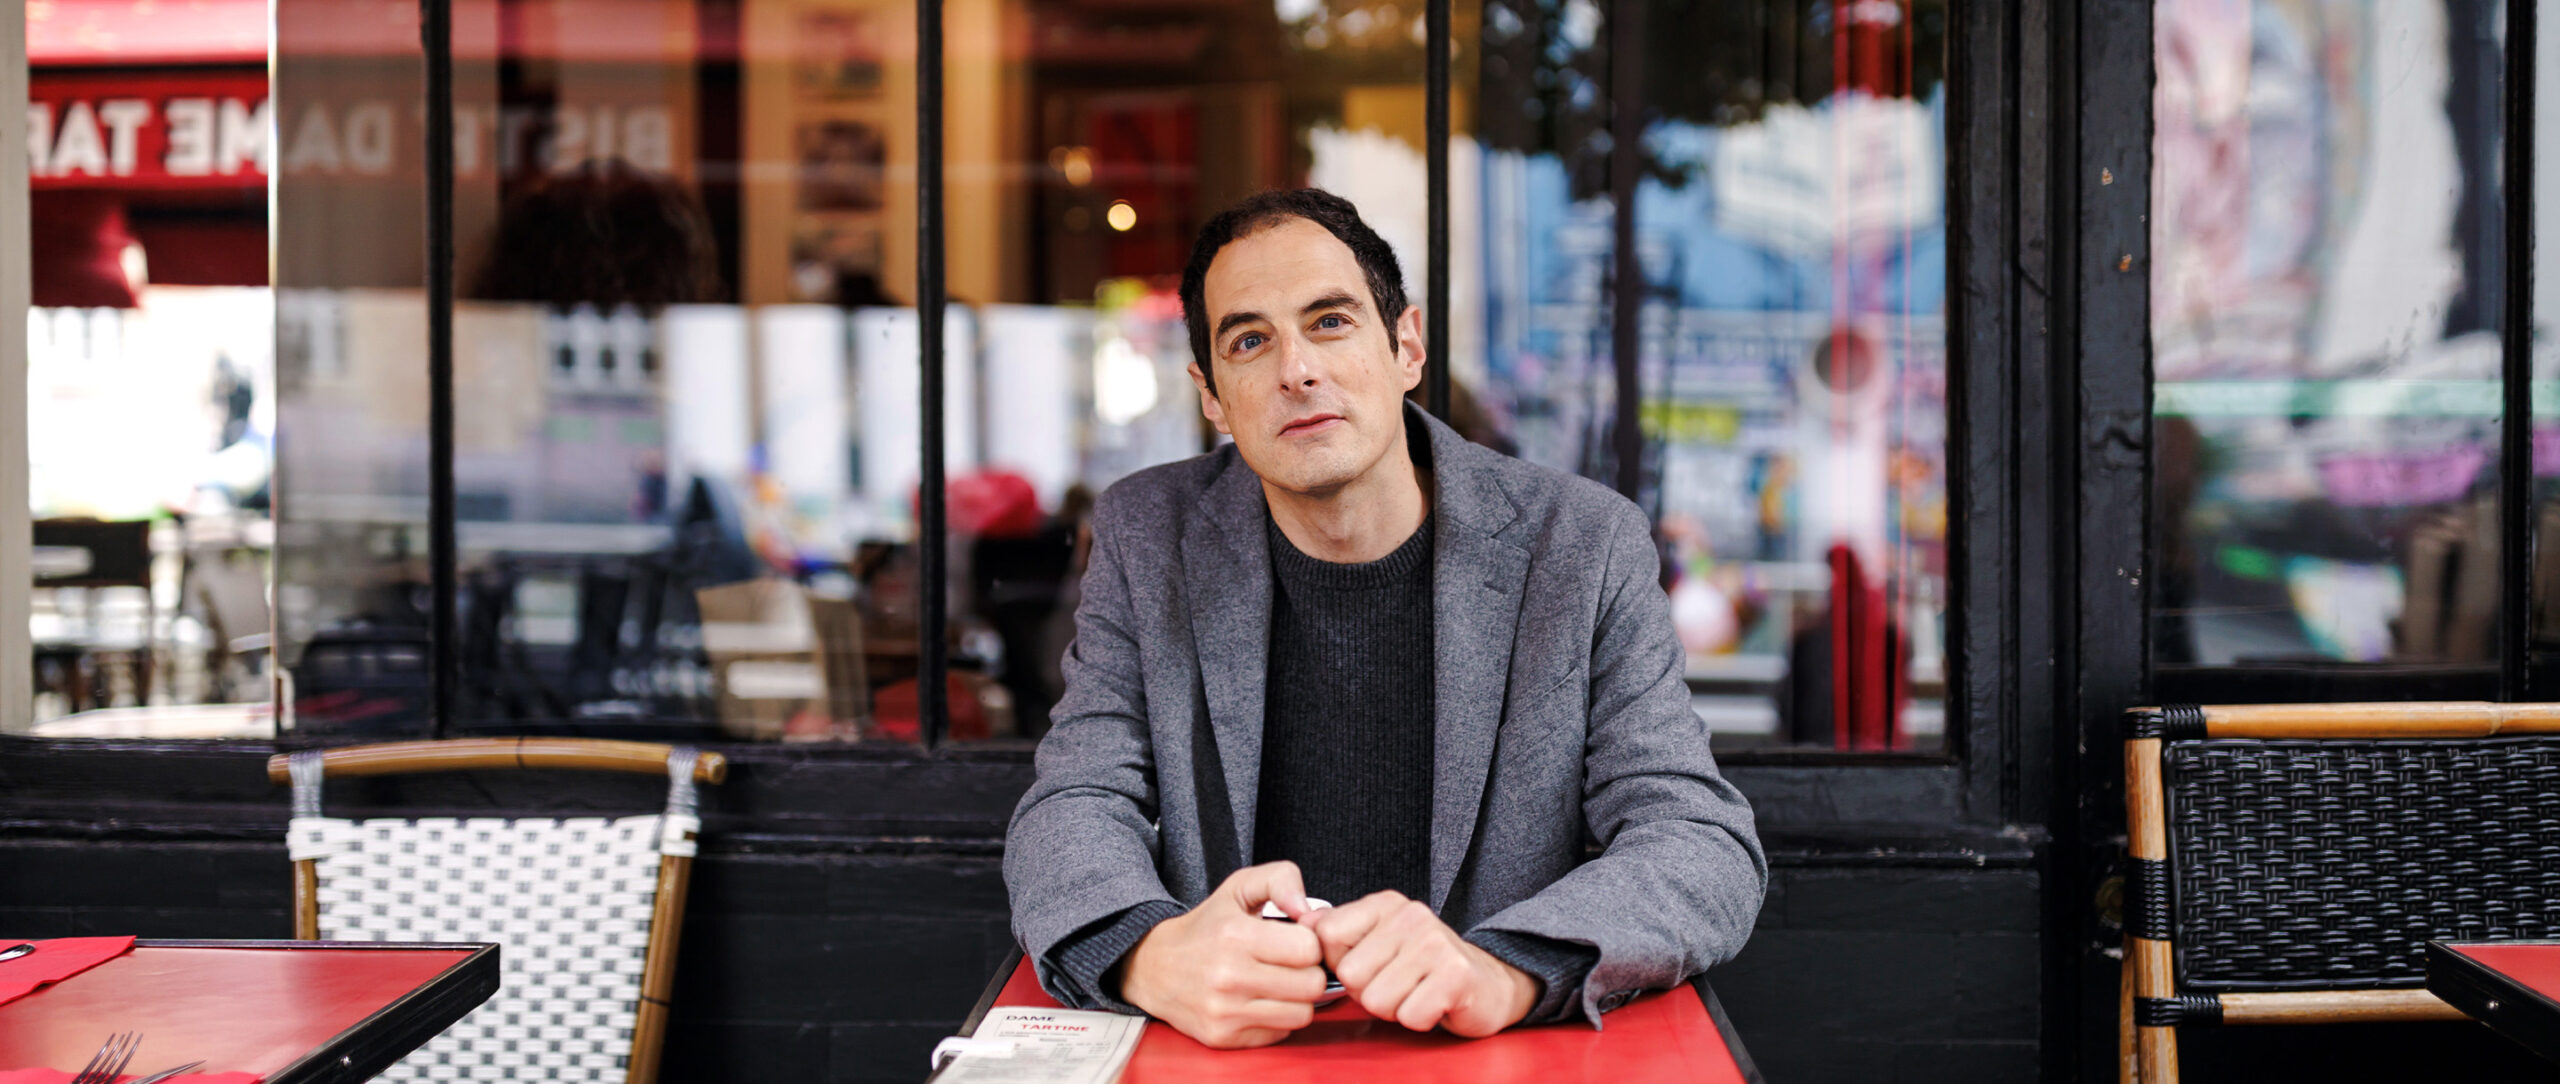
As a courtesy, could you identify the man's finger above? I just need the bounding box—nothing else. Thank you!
[1330,915,1409,990]
[1221,861,1309,918]
[1303,892,1402,967]
[1396,965,1471,1033]
[1351,948,1433,1030]
[1329,897,1438,986]
[1221,958,1327,1003]
[1250,919,1324,969]
[1237,996,1320,1032]
[1215,1027,1293,1050]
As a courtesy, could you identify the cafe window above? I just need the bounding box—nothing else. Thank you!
[2149,0,2548,703]
[18,0,1966,760]
[20,0,276,738]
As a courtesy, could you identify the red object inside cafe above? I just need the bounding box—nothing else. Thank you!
[26,0,271,306]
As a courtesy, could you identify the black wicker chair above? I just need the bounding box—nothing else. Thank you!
[2120,702,2560,1084]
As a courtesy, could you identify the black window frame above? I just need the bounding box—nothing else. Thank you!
[2,0,2053,841]
[2058,2,2542,1078]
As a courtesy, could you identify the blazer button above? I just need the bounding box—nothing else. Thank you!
[1600,990,1634,1011]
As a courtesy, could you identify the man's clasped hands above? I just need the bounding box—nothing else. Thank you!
[1110,861,1541,1048]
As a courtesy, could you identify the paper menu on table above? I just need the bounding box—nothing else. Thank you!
[930,1007,1146,1084]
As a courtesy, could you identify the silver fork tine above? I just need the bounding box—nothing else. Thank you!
[69,1031,132,1084]
[95,1032,141,1084]
[99,1032,143,1083]
[128,1059,205,1084]
[71,1031,122,1084]
[66,1035,109,1084]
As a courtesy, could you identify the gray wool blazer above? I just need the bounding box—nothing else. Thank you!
[1005,403,1767,1026]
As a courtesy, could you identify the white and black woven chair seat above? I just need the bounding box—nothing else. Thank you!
[287,748,702,1083]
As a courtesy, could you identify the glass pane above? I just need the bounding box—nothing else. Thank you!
[941,0,1445,740]
[268,0,435,737]
[433,0,925,744]
[1483,0,1948,753]
[20,0,277,738]
[2151,0,2506,700]
[2533,4,2560,691]
[1474,0,1617,482]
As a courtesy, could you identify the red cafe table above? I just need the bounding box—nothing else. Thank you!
[0,940,498,1083]
[2428,940,2560,1067]
[943,951,1764,1083]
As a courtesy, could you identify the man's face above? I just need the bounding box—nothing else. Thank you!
[1191,217,1426,498]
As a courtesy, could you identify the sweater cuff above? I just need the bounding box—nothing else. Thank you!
[1465,929,1600,1026]
[1048,899,1189,1011]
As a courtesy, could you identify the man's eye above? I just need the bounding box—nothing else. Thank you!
[1234,333,1264,353]
[1316,314,1345,329]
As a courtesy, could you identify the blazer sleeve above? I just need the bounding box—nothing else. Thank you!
[1464,502,1769,1027]
[1004,516,1186,1012]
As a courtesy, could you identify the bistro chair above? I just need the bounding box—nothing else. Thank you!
[31,517,158,711]
[2120,702,2560,1084]
[267,738,726,1083]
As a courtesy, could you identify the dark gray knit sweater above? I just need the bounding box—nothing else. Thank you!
[1047,511,1597,1025]
[1253,510,1438,905]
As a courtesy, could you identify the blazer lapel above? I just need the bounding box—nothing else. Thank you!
[1181,455,1274,872]
[1423,412,1531,911]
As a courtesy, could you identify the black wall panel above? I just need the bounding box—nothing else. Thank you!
[0,835,2044,1083]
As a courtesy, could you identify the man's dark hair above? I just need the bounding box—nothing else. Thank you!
[1179,188,1408,395]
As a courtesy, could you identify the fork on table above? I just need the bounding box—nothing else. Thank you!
[127,1059,207,1084]
[66,1032,204,1084]
[68,1031,139,1084]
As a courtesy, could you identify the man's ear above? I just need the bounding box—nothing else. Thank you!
[1189,362,1232,435]
[1395,304,1427,392]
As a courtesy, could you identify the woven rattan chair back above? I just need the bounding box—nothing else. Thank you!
[2119,703,2560,1084]
[266,739,727,1084]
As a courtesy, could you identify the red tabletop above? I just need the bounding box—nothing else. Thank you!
[0,941,495,1083]
[2427,940,2560,1067]
[2447,943,2560,1000]
[976,956,1754,1083]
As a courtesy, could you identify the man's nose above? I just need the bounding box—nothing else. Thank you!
[1272,334,1321,390]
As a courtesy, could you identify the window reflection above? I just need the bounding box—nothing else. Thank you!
[2152,0,2507,699]
[937,0,1447,739]
[264,0,934,743]
[1478,0,1948,750]
[428,0,941,744]
[19,0,276,738]
[250,0,1963,751]
[2533,6,2560,691]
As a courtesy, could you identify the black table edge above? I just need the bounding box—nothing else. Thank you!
[952,947,1763,1082]
[131,939,500,1084]
[1689,976,1766,1084]
[957,946,1023,1036]
[2426,940,2560,1069]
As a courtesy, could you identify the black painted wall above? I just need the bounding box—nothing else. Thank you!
[0,831,2044,1083]
[1718,866,2041,1080]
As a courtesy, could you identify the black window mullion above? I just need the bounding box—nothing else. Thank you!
[2503,0,2535,701]
[1605,0,1642,501]
[918,0,950,749]
[1426,0,1451,419]
[424,0,457,740]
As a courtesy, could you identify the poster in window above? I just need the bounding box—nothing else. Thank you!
[797,120,885,212]
[796,11,885,100]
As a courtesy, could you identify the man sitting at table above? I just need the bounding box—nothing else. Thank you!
[1003,188,1766,1048]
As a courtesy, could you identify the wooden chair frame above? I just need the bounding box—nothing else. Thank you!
[2120,702,2560,1084]
[266,738,728,1084]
